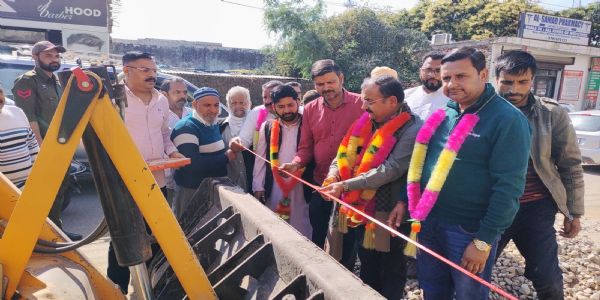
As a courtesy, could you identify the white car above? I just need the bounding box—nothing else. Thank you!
[569,110,600,166]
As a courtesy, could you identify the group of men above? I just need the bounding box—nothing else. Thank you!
[0,39,585,300]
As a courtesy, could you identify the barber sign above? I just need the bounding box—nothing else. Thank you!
[0,0,108,28]
[518,11,592,46]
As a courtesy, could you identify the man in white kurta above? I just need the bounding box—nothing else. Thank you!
[252,85,312,239]
[404,51,449,120]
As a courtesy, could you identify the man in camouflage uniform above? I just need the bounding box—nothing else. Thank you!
[12,40,82,241]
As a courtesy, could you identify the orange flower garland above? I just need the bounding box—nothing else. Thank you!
[335,111,411,249]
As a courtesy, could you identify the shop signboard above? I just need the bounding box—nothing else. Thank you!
[0,0,108,27]
[518,12,592,46]
[584,58,600,110]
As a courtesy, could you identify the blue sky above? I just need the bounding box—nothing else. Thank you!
[111,0,599,49]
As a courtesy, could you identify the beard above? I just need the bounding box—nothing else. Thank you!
[422,78,442,92]
[193,110,218,126]
[39,61,61,72]
[279,112,298,122]
[233,108,247,118]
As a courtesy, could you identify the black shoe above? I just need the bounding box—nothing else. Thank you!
[65,231,83,241]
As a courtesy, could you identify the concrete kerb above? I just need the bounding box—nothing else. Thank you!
[214,181,385,300]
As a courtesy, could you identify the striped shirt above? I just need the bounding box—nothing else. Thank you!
[170,111,227,189]
[0,105,39,188]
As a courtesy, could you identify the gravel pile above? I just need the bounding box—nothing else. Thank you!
[403,217,600,300]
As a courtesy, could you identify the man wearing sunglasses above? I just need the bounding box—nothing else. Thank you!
[404,51,449,121]
[108,51,184,294]
[320,75,421,299]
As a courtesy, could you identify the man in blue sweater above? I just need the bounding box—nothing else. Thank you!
[415,47,531,299]
[171,87,235,219]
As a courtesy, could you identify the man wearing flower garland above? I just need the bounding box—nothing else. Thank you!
[494,50,584,299]
[279,59,363,269]
[407,47,531,299]
[229,80,283,192]
[253,84,312,238]
[320,75,421,299]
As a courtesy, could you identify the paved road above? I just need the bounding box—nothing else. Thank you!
[62,182,103,235]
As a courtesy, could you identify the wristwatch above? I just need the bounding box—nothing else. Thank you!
[342,181,350,192]
[473,239,491,252]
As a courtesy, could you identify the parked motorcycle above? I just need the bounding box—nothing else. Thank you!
[61,159,89,211]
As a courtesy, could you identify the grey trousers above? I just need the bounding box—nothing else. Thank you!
[172,185,197,220]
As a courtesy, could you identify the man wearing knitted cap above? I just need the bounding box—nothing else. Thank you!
[171,87,236,219]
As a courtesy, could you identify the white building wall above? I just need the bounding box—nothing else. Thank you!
[564,55,591,110]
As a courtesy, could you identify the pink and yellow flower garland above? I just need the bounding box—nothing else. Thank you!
[336,111,411,249]
[405,109,479,257]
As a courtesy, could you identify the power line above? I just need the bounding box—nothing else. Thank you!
[534,0,581,9]
[220,0,264,10]
[220,0,351,10]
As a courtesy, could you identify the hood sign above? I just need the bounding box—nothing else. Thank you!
[37,0,103,22]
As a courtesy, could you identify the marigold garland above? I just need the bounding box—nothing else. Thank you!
[404,108,480,257]
[269,119,304,221]
[336,111,411,249]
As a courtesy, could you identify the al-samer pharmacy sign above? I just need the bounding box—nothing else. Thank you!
[518,11,592,46]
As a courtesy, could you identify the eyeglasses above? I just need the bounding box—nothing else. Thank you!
[421,68,441,75]
[126,66,158,73]
[361,97,387,106]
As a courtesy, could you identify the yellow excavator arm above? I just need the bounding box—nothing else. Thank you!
[0,67,215,300]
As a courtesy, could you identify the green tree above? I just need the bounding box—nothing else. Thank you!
[262,0,329,77]
[465,0,545,40]
[263,2,430,91]
[420,0,487,40]
[319,8,430,90]
[384,0,430,32]
[560,2,600,47]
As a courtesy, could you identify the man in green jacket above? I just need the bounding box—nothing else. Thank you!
[415,47,531,299]
[12,41,82,241]
[494,50,584,300]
